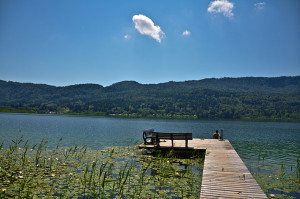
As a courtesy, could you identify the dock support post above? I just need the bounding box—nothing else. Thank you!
[155,133,160,147]
[185,134,188,152]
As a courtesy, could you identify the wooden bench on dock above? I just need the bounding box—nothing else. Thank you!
[153,132,193,148]
[143,129,192,148]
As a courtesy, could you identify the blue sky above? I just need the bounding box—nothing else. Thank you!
[0,0,299,86]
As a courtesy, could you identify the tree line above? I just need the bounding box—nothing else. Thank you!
[0,77,299,121]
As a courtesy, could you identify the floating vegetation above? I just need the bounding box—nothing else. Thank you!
[253,168,300,199]
[0,136,203,198]
[233,140,300,199]
[248,156,300,199]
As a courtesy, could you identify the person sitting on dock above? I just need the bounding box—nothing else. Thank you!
[213,130,220,139]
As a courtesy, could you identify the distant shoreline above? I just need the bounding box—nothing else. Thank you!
[1,110,298,122]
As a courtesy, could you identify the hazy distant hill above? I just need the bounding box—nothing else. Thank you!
[0,76,299,121]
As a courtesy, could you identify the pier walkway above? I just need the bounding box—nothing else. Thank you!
[138,139,267,198]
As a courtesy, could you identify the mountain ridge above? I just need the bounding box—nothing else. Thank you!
[2,75,299,95]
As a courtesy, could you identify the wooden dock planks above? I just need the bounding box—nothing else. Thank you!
[138,138,267,198]
[200,139,267,199]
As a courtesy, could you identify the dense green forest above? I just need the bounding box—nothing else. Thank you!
[0,76,299,121]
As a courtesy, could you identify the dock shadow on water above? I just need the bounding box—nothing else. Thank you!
[0,136,204,198]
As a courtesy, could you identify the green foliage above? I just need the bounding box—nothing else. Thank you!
[252,164,300,198]
[0,76,299,121]
[0,137,204,198]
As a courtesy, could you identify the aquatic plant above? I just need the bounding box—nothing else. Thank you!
[249,155,300,199]
[0,137,203,198]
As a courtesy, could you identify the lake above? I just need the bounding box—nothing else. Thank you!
[1,113,299,166]
[1,113,299,197]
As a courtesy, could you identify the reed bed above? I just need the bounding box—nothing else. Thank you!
[2,135,298,198]
[0,136,203,198]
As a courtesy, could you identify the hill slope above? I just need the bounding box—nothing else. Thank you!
[0,76,299,121]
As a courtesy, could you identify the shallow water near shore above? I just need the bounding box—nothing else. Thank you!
[0,113,299,198]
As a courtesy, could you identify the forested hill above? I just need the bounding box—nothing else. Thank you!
[0,76,299,121]
[163,76,300,95]
[107,76,300,95]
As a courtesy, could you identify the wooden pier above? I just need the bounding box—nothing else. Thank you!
[138,138,267,199]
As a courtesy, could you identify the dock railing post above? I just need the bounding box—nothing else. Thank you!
[220,129,223,141]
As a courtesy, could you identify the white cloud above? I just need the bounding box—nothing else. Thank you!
[124,35,130,39]
[182,30,191,36]
[254,2,266,10]
[132,14,165,43]
[208,0,234,18]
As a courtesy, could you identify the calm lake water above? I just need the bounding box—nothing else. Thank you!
[1,112,300,170]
